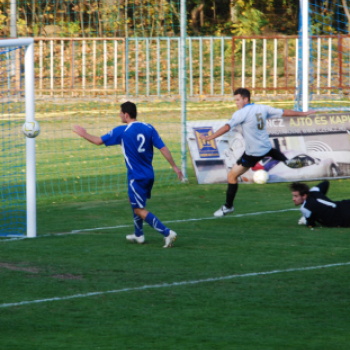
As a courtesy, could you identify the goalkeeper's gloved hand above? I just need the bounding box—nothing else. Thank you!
[298,216,307,225]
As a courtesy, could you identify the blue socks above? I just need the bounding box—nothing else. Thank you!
[133,211,144,237]
[144,212,170,236]
[132,210,170,237]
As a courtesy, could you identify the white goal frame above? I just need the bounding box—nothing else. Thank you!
[0,38,36,238]
[301,0,309,112]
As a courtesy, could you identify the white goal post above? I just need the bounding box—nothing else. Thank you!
[298,0,350,112]
[0,38,36,238]
[301,0,309,112]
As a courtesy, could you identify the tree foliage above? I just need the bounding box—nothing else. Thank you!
[0,0,347,37]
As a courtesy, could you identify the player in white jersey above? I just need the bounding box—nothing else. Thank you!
[73,102,183,247]
[200,88,314,217]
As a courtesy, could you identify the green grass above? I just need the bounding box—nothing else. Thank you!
[1,99,350,348]
[1,179,350,349]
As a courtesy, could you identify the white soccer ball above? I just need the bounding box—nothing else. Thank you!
[22,121,40,138]
[253,169,269,184]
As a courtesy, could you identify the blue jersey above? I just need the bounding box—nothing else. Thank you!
[101,121,165,180]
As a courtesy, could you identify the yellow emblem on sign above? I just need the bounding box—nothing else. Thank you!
[193,127,220,158]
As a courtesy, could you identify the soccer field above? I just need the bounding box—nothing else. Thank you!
[3,0,350,347]
[1,177,350,349]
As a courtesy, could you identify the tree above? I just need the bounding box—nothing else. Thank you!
[230,0,268,36]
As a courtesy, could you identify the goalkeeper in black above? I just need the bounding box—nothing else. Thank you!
[290,181,350,228]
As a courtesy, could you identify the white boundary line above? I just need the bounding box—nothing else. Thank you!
[71,208,297,233]
[0,208,298,242]
[1,261,349,309]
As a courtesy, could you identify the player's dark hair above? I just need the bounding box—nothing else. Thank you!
[234,88,251,102]
[289,182,309,196]
[121,101,137,119]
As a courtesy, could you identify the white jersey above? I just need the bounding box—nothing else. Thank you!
[226,103,283,156]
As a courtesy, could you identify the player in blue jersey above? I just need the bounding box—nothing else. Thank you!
[200,88,314,217]
[73,101,183,247]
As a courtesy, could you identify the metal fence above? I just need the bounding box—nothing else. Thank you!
[34,35,349,97]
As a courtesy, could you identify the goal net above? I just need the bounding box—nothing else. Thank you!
[27,0,187,202]
[0,38,36,237]
[296,0,350,111]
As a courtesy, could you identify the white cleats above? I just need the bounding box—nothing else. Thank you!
[163,230,177,248]
[214,205,234,217]
[126,231,177,247]
[126,233,145,244]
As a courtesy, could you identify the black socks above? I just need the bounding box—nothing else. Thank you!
[225,183,238,209]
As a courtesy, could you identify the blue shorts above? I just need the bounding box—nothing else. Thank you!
[128,178,154,209]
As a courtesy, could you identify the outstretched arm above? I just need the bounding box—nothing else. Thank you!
[159,146,184,181]
[282,110,315,117]
[199,124,230,142]
[73,125,104,145]
[313,180,329,195]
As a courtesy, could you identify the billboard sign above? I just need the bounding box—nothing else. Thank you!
[187,114,350,184]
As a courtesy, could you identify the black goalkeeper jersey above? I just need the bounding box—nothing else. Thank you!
[301,181,350,227]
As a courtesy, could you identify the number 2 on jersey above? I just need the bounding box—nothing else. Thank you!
[137,134,146,153]
[256,113,264,130]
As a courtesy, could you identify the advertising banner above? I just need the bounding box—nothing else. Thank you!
[187,113,350,184]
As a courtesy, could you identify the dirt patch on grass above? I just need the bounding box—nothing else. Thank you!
[51,274,83,280]
[0,263,39,273]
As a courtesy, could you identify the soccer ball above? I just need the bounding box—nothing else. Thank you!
[22,121,40,138]
[253,169,269,184]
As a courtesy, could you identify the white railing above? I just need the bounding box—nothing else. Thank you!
[33,35,347,97]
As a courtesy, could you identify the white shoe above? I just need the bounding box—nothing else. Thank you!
[163,230,177,248]
[126,233,145,244]
[214,205,234,217]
